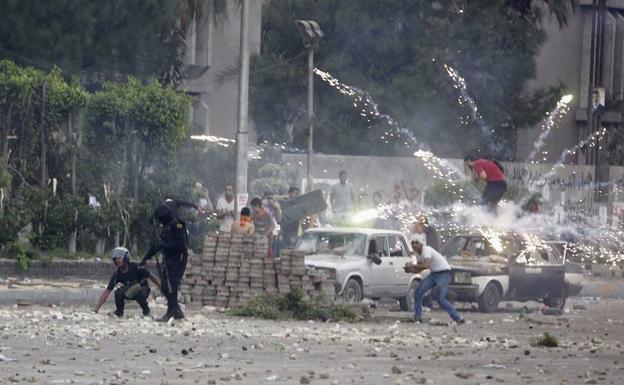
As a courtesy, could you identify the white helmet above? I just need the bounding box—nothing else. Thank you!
[111,247,130,263]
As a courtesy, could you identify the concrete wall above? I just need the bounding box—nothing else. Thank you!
[283,153,624,224]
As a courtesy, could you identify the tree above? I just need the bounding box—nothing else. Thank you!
[250,0,568,160]
[508,0,579,28]
[0,0,233,86]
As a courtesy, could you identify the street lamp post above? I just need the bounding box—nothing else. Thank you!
[295,20,324,193]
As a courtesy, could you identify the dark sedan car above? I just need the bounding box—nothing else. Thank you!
[441,232,580,312]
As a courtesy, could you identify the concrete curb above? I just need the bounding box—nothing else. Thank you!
[0,288,102,305]
[1,279,623,307]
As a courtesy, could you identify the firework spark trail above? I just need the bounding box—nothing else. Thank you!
[530,127,607,192]
[527,94,573,162]
[443,64,503,154]
[190,135,236,147]
[314,68,470,186]
[190,135,306,159]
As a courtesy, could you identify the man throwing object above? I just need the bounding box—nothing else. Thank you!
[407,234,464,324]
[464,155,507,213]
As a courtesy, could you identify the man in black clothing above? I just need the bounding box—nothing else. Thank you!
[140,204,189,322]
[165,198,202,220]
[94,247,160,317]
[278,187,301,250]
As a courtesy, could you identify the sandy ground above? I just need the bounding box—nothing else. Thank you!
[0,297,622,385]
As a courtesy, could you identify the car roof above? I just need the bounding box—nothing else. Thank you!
[303,227,405,237]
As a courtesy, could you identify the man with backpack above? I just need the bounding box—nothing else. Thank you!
[464,155,507,213]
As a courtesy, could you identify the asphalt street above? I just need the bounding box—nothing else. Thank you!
[0,297,622,385]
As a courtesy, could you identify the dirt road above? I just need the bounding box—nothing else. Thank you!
[0,298,622,385]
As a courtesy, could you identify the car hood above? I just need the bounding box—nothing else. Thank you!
[449,258,508,276]
[305,254,363,269]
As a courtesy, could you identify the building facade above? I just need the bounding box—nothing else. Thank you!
[518,1,624,169]
[182,0,263,139]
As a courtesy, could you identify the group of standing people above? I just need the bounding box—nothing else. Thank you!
[212,183,304,256]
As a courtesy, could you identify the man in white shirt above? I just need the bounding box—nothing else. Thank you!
[409,233,464,324]
[216,184,235,232]
[330,170,355,221]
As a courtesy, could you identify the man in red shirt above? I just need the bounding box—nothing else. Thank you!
[464,155,507,212]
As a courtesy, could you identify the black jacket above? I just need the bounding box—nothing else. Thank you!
[141,220,188,265]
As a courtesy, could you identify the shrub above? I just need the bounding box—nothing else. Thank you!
[230,287,359,322]
[230,294,280,320]
[535,332,559,347]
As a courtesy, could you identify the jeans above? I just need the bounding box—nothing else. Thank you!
[480,181,507,213]
[413,270,462,322]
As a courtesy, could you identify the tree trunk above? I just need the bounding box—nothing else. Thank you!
[68,112,78,255]
[68,229,77,255]
[114,231,120,247]
[40,127,47,188]
[131,135,139,202]
[95,238,107,256]
[131,235,138,256]
[70,112,77,195]
[39,85,48,189]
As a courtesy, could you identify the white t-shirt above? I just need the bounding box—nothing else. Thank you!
[331,182,354,213]
[216,196,235,232]
[416,245,451,272]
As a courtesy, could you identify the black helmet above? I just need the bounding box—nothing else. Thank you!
[154,205,173,225]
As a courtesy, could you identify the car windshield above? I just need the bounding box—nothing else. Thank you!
[295,232,368,257]
[444,236,522,259]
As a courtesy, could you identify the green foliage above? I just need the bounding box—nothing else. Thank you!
[230,294,281,320]
[231,288,359,322]
[424,180,530,207]
[6,242,33,271]
[250,163,289,197]
[424,180,482,207]
[535,332,559,347]
[251,0,564,159]
[22,189,84,251]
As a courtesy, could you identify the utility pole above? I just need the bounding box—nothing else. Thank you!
[295,20,324,192]
[235,0,250,214]
[306,48,314,193]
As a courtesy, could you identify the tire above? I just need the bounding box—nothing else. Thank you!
[342,278,363,303]
[399,279,419,312]
[478,282,501,313]
[544,285,567,311]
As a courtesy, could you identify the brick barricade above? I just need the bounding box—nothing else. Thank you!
[180,233,336,308]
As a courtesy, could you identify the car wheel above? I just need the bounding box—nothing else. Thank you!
[399,279,419,312]
[544,285,567,310]
[342,278,363,303]
[478,282,501,313]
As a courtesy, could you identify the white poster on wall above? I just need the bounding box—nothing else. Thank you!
[599,205,608,226]
[542,184,551,202]
[237,193,248,208]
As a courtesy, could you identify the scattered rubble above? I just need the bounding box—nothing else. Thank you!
[0,297,621,384]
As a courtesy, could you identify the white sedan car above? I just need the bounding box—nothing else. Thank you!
[295,227,423,311]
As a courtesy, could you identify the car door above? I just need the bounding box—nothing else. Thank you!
[508,247,565,300]
[368,235,394,296]
[387,235,413,296]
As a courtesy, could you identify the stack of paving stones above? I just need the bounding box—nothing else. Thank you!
[180,232,336,308]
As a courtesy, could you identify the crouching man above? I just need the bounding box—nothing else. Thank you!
[408,234,464,324]
[94,247,160,317]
